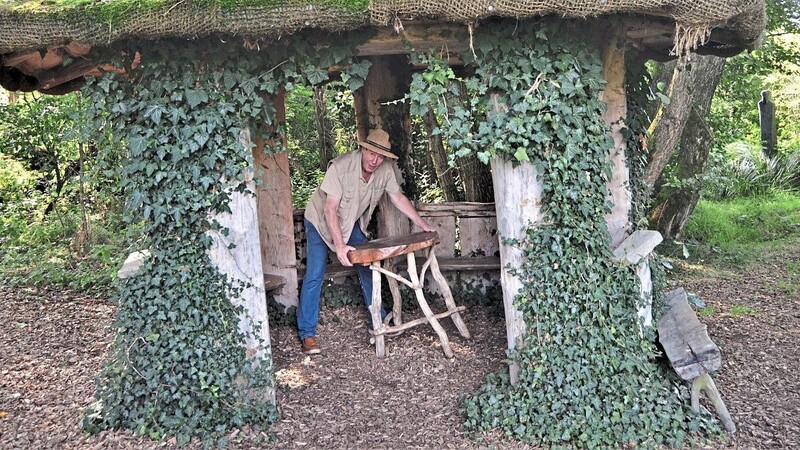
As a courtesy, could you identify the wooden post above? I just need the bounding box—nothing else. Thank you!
[208,131,274,403]
[599,33,631,248]
[353,55,412,239]
[252,91,299,310]
[759,90,777,159]
[491,156,543,384]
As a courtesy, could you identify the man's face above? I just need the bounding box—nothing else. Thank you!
[360,147,386,175]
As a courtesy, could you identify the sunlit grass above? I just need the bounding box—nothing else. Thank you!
[677,192,800,267]
[729,305,757,317]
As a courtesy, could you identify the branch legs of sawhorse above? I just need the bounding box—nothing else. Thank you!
[691,373,736,433]
[368,248,470,358]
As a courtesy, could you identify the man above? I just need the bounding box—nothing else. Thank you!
[298,128,435,355]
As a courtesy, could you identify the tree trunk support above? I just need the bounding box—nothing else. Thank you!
[600,32,631,248]
[208,132,275,403]
[491,156,543,384]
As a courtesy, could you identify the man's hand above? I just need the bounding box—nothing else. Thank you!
[388,191,437,233]
[419,221,436,233]
[335,243,355,267]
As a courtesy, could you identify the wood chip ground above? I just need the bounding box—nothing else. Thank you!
[1,252,797,449]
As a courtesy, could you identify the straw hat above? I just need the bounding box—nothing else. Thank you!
[359,129,397,159]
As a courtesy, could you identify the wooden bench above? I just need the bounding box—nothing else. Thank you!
[657,288,736,433]
[347,231,471,358]
[293,203,502,280]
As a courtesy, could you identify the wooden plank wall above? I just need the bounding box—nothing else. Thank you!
[293,202,500,276]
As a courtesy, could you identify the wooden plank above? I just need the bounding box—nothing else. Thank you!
[348,232,438,265]
[395,256,500,272]
[599,30,632,248]
[37,58,95,89]
[657,288,721,380]
[414,212,455,257]
[417,202,497,216]
[356,24,469,56]
[252,91,298,310]
[435,256,501,271]
[460,216,499,257]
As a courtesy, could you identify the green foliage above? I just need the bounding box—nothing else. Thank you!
[407,20,715,447]
[682,192,800,250]
[703,147,800,199]
[0,91,130,293]
[285,82,357,208]
[79,31,370,443]
[0,206,128,293]
[709,2,800,162]
[0,93,81,211]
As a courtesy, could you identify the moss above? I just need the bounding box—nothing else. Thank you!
[3,0,368,14]
[2,0,368,37]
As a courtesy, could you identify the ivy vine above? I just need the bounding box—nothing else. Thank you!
[79,30,371,444]
[408,19,718,448]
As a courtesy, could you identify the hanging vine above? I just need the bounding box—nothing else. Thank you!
[408,19,719,448]
[79,31,371,444]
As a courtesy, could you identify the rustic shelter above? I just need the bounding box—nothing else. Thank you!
[0,0,767,445]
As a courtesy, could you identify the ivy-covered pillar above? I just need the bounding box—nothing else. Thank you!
[208,141,274,373]
[490,156,543,384]
[446,21,714,448]
[81,41,278,443]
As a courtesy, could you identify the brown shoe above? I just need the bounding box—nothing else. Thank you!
[301,336,321,355]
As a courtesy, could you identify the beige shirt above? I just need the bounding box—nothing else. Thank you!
[304,150,401,250]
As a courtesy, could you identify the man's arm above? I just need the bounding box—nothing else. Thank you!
[324,194,355,267]
[388,191,436,232]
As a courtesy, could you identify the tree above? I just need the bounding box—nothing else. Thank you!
[0,93,81,215]
[650,56,726,238]
[646,0,800,238]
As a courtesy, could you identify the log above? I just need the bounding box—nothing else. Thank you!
[599,31,632,248]
[491,156,543,384]
[208,156,274,403]
[347,231,439,265]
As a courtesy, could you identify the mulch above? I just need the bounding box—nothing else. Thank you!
[1,252,798,449]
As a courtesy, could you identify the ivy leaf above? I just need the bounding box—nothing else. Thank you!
[348,59,372,80]
[128,136,147,157]
[185,89,209,108]
[347,77,365,92]
[303,66,329,85]
[513,147,530,162]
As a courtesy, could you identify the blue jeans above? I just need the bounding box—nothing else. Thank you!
[297,219,385,339]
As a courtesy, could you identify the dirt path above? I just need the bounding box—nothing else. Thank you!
[1,251,797,448]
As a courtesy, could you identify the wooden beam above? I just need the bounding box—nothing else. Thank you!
[599,30,631,248]
[37,58,96,89]
[356,23,469,56]
[252,91,299,311]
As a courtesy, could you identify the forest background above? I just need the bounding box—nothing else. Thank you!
[0,1,798,299]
